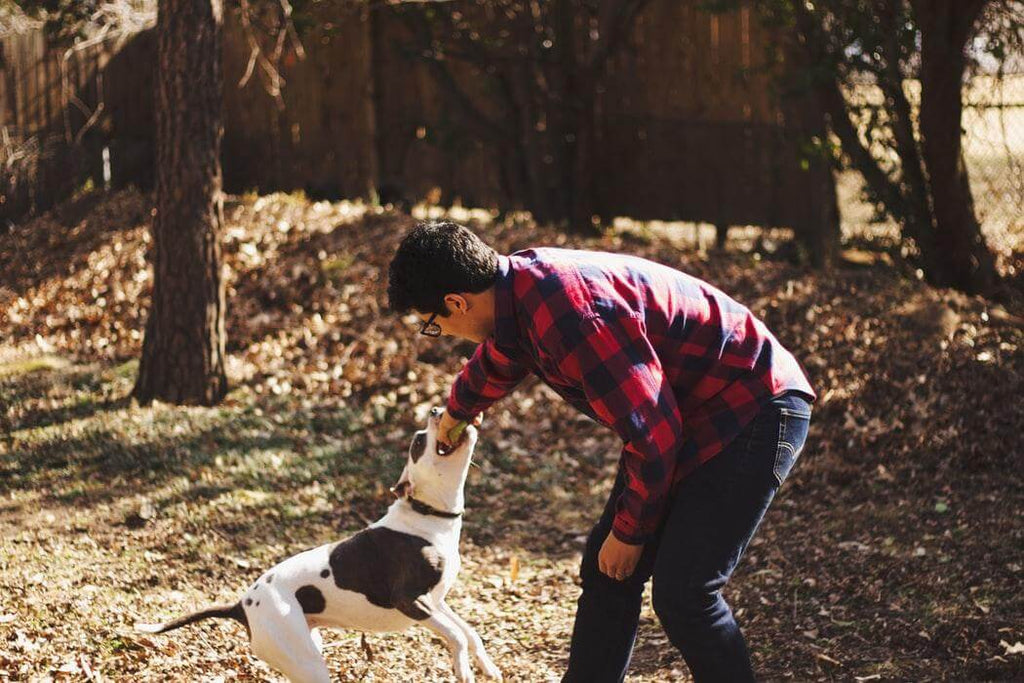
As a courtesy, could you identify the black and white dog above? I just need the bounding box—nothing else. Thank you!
[136,407,501,683]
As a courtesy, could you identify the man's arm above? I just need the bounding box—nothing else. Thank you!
[561,313,684,546]
[446,338,529,423]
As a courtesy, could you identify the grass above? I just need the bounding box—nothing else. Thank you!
[0,355,67,376]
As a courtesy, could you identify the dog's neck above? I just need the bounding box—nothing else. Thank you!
[404,495,463,519]
[408,474,467,518]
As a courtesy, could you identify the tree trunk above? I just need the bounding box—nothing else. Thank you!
[134,0,227,406]
[879,1,935,265]
[915,0,999,294]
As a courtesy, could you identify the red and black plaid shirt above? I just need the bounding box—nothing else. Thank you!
[446,249,815,544]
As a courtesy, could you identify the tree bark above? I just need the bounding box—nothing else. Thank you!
[134,0,228,406]
[914,0,999,294]
[880,1,935,262]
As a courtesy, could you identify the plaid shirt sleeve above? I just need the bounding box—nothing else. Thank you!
[446,338,530,422]
[559,313,684,545]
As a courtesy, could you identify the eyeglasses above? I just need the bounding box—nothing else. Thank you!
[419,312,442,337]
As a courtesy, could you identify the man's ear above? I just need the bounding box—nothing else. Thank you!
[443,293,469,314]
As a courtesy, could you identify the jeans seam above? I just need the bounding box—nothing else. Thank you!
[773,412,790,487]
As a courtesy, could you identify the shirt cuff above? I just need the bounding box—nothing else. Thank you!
[611,515,650,546]
[444,397,476,423]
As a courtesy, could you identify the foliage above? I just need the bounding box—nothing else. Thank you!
[381,0,653,226]
[14,0,154,42]
[727,0,1019,293]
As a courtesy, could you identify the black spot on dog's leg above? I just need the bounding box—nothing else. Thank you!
[266,574,273,583]
[321,569,330,579]
[296,585,326,614]
[245,598,252,606]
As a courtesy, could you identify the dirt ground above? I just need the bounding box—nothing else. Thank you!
[1,190,1021,681]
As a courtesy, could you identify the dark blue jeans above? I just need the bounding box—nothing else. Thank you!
[563,392,812,682]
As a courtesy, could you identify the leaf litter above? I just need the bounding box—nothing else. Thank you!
[0,188,1021,681]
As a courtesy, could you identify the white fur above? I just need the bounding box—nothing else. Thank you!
[142,410,500,683]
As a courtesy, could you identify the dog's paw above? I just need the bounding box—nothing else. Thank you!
[477,656,502,681]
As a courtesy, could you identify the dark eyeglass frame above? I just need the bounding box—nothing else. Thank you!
[419,312,442,337]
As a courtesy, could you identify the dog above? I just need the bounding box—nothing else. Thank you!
[136,407,501,683]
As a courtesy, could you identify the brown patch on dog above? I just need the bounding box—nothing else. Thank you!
[328,527,443,620]
[296,585,326,614]
[409,431,428,463]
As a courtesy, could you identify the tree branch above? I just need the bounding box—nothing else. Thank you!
[585,0,654,74]
[394,9,512,144]
[791,1,908,222]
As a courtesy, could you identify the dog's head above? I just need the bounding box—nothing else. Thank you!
[390,406,477,512]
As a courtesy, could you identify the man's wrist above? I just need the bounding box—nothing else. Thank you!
[445,404,474,423]
[610,524,647,546]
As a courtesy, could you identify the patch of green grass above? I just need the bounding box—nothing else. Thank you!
[52,482,89,503]
[0,355,67,376]
[109,359,138,380]
[100,637,142,654]
[320,254,356,283]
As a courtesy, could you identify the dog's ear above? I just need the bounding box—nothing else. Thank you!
[390,464,414,499]
[389,480,410,499]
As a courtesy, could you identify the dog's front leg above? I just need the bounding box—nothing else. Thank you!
[421,610,474,682]
[310,627,323,654]
[437,602,502,681]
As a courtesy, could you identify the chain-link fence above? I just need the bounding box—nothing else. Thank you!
[838,72,1024,266]
[962,73,1024,258]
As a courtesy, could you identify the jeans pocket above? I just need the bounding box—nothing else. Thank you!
[773,408,810,487]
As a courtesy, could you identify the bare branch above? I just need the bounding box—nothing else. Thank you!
[235,0,308,108]
[792,2,907,223]
[585,0,654,73]
[395,9,511,143]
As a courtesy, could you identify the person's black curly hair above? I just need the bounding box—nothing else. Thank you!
[388,221,499,316]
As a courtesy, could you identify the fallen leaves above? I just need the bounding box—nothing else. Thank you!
[1,188,1022,681]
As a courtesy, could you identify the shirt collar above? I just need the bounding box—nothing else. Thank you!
[492,254,518,351]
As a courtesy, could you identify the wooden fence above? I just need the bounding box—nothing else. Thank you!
[0,1,837,245]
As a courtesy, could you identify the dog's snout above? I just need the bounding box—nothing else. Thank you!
[430,407,443,418]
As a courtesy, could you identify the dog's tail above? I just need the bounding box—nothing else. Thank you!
[135,602,248,635]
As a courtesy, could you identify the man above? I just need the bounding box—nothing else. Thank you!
[387,220,815,682]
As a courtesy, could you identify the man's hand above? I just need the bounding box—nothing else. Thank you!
[437,409,483,454]
[598,532,644,581]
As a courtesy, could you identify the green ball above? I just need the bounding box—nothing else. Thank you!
[448,420,469,443]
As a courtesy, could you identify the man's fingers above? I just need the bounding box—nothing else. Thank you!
[600,562,625,581]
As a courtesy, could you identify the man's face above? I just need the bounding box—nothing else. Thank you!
[415,310,479,343]
[411,291,495,344]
